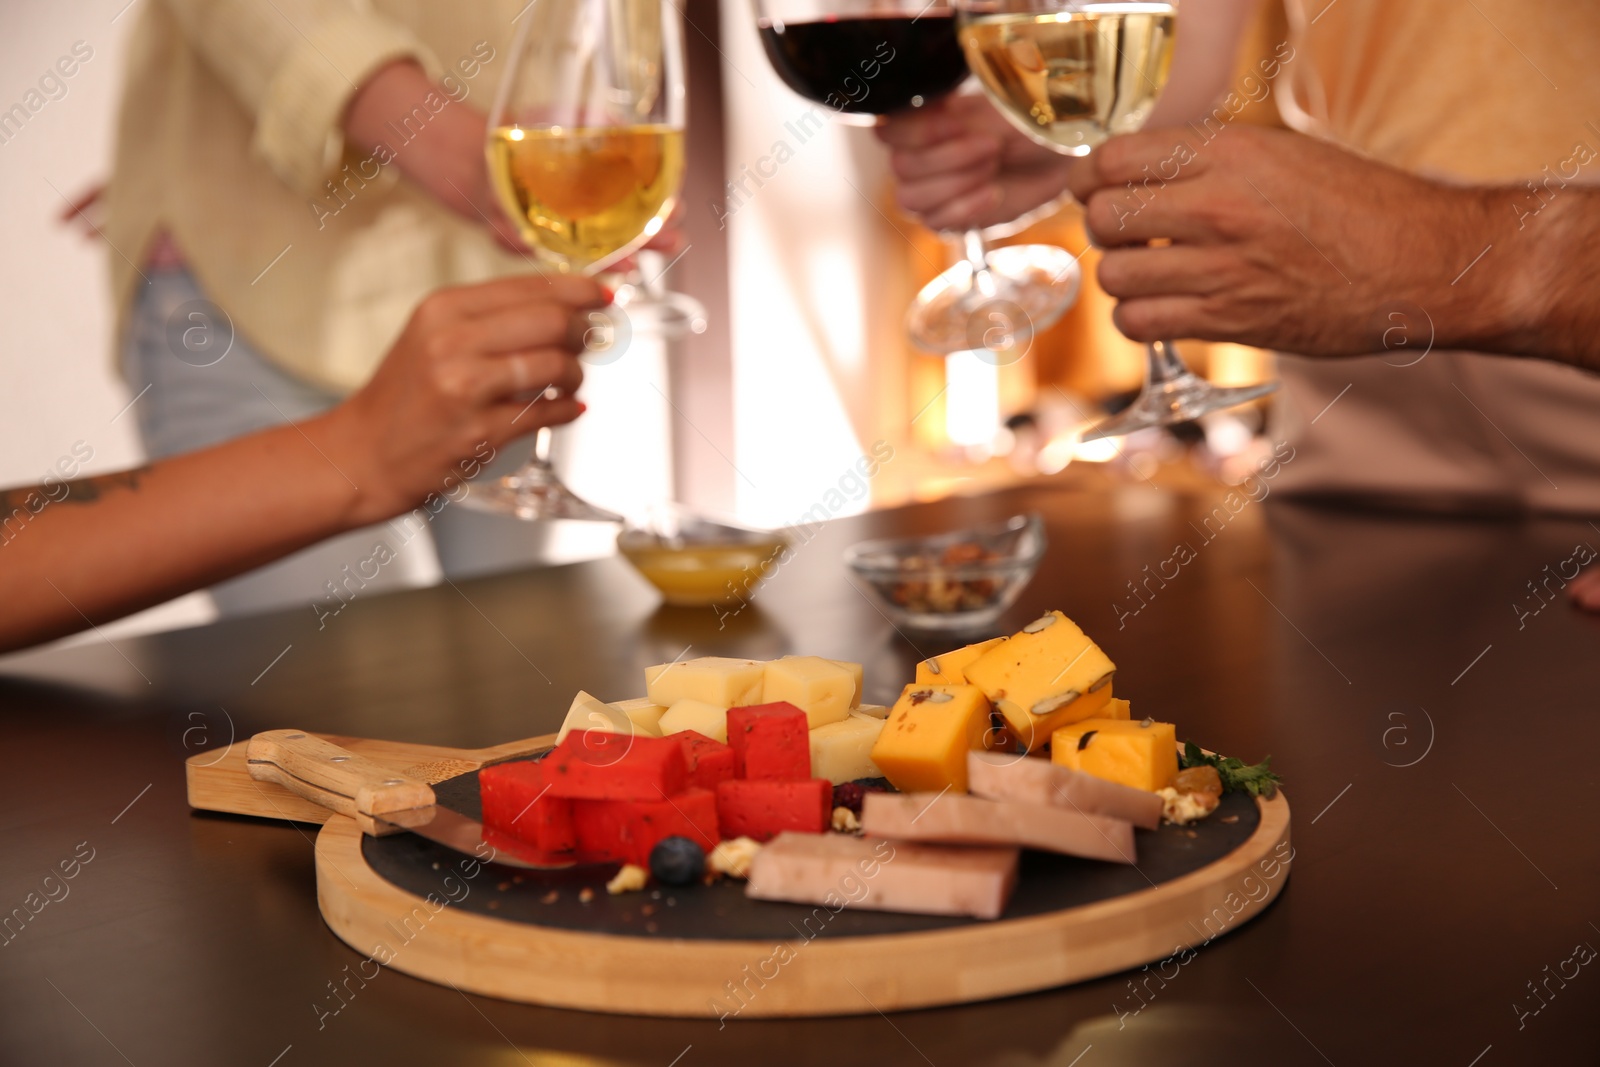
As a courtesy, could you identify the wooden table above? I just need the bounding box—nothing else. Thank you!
[3,481,1596,1065]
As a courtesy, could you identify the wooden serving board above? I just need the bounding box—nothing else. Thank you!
[188,735,1292,1018]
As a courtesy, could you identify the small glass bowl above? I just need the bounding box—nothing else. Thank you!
[843,513,1046,632]
[618,510,789,607]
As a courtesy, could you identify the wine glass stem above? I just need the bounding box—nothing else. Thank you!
[530,426,554,471]
[962,229,999,299]
[1146,339,1193,385]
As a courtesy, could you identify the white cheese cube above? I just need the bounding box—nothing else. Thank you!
[657,699,729,743]
[763,656,854,728]
[555,692,666,744]
[610,697,668,735]
[556,691,627,744]
[827,659,865,707]
[808,712,886,784]
[645,657,764,709]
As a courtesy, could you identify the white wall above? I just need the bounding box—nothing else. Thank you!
[718,4,895,529]
[0,0,218,641]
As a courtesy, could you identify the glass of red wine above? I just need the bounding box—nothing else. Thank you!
[754,0,1081,356]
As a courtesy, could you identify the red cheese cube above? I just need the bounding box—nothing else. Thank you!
[542,730,687,801]
[478,760,576,853]
[726,702,811,780]
[714,778,832,841]
[572,788,720,865]
[677,730,736,790]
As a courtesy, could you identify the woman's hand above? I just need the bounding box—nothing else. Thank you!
[344,61,525,251]
[876,94,1078,231]
[312,274,609,525]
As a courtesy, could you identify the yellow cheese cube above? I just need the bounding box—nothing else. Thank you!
[965,611,1117,753]
[1050,718,1178,793]
[657,699,729,743]
[808,713,885,784]
[828,659,865,707]
[1102,697,1131,722]
[869,683,991,794]
[763,656,854,728]
[915,636,1007,685]
[645,657,764,709]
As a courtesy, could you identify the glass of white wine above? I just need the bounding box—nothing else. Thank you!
[956,0,1278,440]
[465,0,687,522]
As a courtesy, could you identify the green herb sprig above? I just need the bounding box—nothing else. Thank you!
[1181,742,1282,798]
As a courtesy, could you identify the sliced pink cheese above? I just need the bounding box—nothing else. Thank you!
[745,831,1019,920]
[860,791,1137,864]
[967,750,1163,830]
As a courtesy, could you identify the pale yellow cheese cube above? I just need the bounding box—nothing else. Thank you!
[611,697,668,734]
[915,637,1007,685]
[763,656,854,728]
[555,692,667,744]
[854,703,890,720]
[828,659,865,707]
[965,611,1116,753]
[657,699,729,743]
[809,712,886,784]
[645,657,764,709]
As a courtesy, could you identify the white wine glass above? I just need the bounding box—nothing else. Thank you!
[750,0,1081,354]
[955,0,1278,440]
[465,0,687,522]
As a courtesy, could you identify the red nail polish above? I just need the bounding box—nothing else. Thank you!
[577,401,589,414]
[599,286,615,304]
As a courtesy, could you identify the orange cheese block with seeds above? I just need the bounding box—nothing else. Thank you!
[1050,718,1178,793]
[869,683,991,794]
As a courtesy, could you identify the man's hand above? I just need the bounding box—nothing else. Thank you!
[314,275,609,525]
[876,94,1078,231]
[1064,124,1541,357]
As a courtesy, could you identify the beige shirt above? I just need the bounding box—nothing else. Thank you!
[107,1,533,394]
[1271,0,1600,514]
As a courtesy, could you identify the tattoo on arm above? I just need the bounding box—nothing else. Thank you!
[55,467,150,505]
[0,466,153,545]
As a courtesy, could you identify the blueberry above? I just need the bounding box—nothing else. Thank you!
[649,836,705,886]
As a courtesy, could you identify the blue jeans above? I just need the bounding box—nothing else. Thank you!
[120,268,561,617]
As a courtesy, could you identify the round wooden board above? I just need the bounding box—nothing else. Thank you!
[313,790,1292,1018]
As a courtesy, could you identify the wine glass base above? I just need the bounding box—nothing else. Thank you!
[459,469,625,523]
[1082,376,1280,442]
[908,244,1082,355]
[614,286,708,338]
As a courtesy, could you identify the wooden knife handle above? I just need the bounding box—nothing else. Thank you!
[246,729,436,836]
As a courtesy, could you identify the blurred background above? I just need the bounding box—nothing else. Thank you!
[0,0,1281,643]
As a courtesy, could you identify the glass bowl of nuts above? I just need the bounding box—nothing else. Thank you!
[843,513,1046,632]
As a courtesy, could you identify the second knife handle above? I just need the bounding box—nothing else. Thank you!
[246,729,435,836]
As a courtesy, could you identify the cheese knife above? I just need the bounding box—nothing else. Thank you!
[245,728,554,869]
